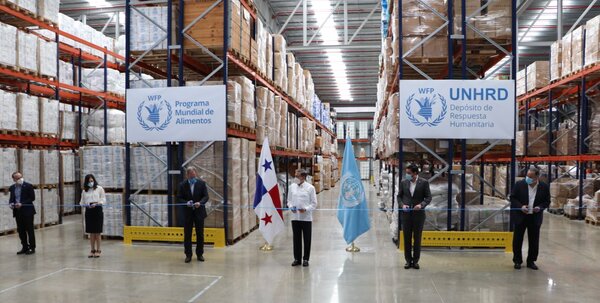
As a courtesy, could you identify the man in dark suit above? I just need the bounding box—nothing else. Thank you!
[177,166,209,263]
[397,164,431,269]
[510,167,550,270]
[8,171,37,255]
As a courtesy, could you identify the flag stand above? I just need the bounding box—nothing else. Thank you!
[259,243,273,251]
[345,242,360,252]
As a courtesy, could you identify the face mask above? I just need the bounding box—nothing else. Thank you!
[189,178,197,184]
[405,174,413,181]
[525,177,535,185]
[87,182,94,188]
[295,178,302,185]
[16,178,23,185]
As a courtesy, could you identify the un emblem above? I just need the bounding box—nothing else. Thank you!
[341,173,364,208]
[137,99,173,131]
[406,93,447,127]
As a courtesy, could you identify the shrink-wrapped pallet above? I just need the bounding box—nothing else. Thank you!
[130,6,168,51]
[586,15,600,67]
[240,102,255,129]
[60,151,77,183]
[0,90,18,131]
[17,93,40,133]
[555,126,578,155]
[17,31,38,73]
[38,39,57,78]
[571,26,585,73]
[17,0,37,14]
[564,195,594,217]
[39,98,59,136]
[130,195,169,227]
[37,0,60,24]
[33,189,41,225]
[516,69,526,97]
[42,188,59,225]
[59,60,74,86]
[550,41,562,81]
[20,149,41,186]
[526,61,549,92]
[561,31,572,77]
[240,139,249,233]
[130,146,168,191]
[80,146,126,189]
[60,110,78,140]
[86,109,126,144]
[466,198,510,231]
[62,183,77,214]
[41,150,59,185]
[100,193,124,236]
[227,81,242,125]
[0,148,18,189]
[231,76,254,103]
[0,22,17,67]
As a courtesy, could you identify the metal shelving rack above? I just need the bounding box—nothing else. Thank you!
[374,0,518,240]
[124,0,335,244]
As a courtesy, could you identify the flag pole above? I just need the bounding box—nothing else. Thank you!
[260,243,273,251]
[345,242,360,252]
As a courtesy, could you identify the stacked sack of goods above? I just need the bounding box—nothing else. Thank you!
[184,139,257,242]
[585,190,600,224]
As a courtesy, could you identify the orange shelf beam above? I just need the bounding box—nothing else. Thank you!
[227,128,256,140]
[0,133,78,148]
[518,63,600,103]
[337,138,370,143]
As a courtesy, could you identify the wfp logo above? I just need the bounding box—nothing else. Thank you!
[405,93,447,127]
[340,173,364,208]
[137,95,173,131]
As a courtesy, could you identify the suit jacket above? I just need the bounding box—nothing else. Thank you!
[510,180,551,226]
[177,179,209,219]
[397,177,432,209]
[9,182,36,217]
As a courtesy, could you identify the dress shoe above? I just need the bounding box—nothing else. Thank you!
[514,263,522,269]
[404,263,412,269]
[302,260,309,267]
[25,249,35,255]
[17,248,28,255]
[527,262,539,270]
[197,255,205,262]
[291,260,301,267]
[413,263,420,270]
[185,256,192,263]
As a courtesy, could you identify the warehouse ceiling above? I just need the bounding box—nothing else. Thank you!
[57,0,600,113]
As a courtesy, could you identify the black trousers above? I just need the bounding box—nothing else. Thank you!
[292,220,312,261]
[512,215,541,264]
[16,214,35,250]
[183,214,204,257]
[401,210,425,264]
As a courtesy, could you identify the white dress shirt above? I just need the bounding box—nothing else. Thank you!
[409,176,418,196]
[80,186,106,206]
[288,182,318,222]
[528,183,537,214]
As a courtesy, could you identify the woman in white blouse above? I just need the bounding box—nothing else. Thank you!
[80,174,106,258]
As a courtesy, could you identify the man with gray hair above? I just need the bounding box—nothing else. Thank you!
[177,166,209,263]
[510,166,550,270]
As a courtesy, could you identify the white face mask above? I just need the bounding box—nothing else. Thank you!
[295,178,302,185]
[16,178,24,185]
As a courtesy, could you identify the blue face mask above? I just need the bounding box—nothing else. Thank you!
[525,177,534,185]
[189,178,197,185]
[405,174,413,181]
[87,182,94,188]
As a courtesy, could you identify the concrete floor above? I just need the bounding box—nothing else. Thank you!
[1,184,600,303]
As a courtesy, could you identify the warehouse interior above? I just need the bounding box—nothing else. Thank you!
[1,0,600,302]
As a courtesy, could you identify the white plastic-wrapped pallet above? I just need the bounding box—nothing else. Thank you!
[60,151,76,183]
[0,148,18,188]
[62,184,77,214]
[0,90,18,131]
[17,0,37,14]
[58,14,76,47]
[17,31,38,73]
[20,149,41,186]
[1,191,18,232]
[37,0,59,24]
[39,98,59,136]
[58,60,74,86]
[80,146,126,189]
[60,110,78,140]
[86,109,125,144]
[41,150,59,185]
[130,6,168,51]
[16,93,40,133]
[42,188,59,225]
[38,39,57,78]
[101,193,123,236]
[0,22,17,67]
[130,195,168,227]
[130,146,168,191]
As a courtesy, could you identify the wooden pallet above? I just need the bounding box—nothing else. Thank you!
[41,133,58,139]
[0,129,19,136]
[564,213,580,220]
[16,131,41,137]
[228,122,256,135]
[0,228,17,236]
[548,208,564,215]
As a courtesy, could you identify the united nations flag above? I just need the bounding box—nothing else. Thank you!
[337,137,371,244]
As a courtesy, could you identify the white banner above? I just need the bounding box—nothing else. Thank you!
[126,86,227,143]
[399,80,515,139]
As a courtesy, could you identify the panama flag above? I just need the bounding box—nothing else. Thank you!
[254,138,285,245]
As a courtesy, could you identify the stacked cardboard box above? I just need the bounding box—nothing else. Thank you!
[20,149,41,186]
[561,31,573,77]
[130,146,168,191]
[17,93,40,133]
[42,188,59,225]
[466,197,510,231]
[454,0,511,40]
[586,16,600,67]
[586,190,600,222]
[516,130,549,156]
[0,90,18,132]
[571,26,585,73]
[231,76,256,129]
[60,151,77,183]
[564,195,594,218]
[526,61,550,92]
[273,34,288,90]
[130,195,169,227]
[41,150,59,185]
[0,22,17,67]
[80,146,126,189]
[551,41,562,81]
[286,52,296,99]
[102,193,124,237]
[227,81,242,125]
[0,148,18,189]
[86,109,126,144]
[62,184,78,214]
[516,69,526,97]
[39,98,59,137]
[256,87,276,144]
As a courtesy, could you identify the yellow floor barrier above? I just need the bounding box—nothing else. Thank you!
[400,231,513,252]
[123,226,226,248]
